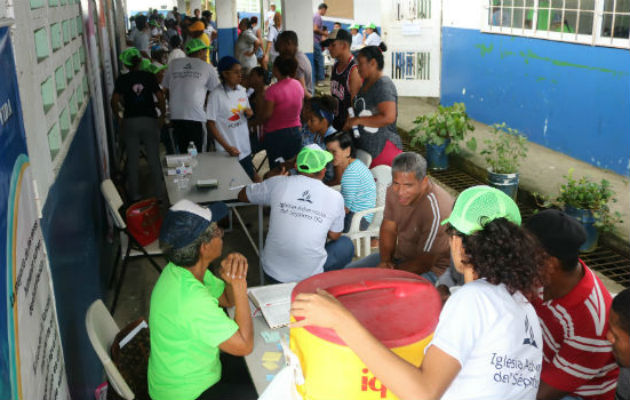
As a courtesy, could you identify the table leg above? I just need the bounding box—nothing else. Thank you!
[258,204,264,285]
[231,206,259,257]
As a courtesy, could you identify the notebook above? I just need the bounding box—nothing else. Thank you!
[248,282,297,329]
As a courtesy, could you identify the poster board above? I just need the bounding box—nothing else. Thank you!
[324,0,354,19]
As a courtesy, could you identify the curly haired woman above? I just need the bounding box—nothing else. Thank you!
[291,185,545,400]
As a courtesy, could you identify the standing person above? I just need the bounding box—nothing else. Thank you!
[167,35,185,63]
[206,57,260,182]
[162,38,219,153]
[261,56,304,169]
[292,185,544,400]
[313,3,328,86]
[111,48,166,202]
[234,18,260,75]
[237,146,354,283]
[188,20,212,64]
[345,152,453,283]
[132,14,151,58]
[148,200,256,400]
[344,45,402,167]
[323,29,361,131]
[325,131,376,232]
[607,288,630,400]
[201,11,218,65]
[264,4,276,34]
[349,24,363,51]
[363,23,382,46]
[275,30,313,97]
[525,209,619,400]
[193,8,201,19]
[249,16,263,60]
[262,12,282,71]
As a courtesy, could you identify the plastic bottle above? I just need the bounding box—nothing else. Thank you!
[175,161,189,190]
[347,108,360,139]
[187,141,198,167]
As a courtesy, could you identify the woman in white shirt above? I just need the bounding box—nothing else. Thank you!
[363,23,382,47]
[292,185,545,400]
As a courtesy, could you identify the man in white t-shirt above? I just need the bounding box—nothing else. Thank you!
[238,146,354,283]
[162,38,219,153]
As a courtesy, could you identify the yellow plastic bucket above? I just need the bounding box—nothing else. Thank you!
[290,268,442,399]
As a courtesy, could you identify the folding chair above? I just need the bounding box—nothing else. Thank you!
[101,179,163,313]
[85,299,135,400]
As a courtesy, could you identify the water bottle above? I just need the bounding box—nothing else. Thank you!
[187,141,198,167]
[347,107,360,139]
[175,161,189,190]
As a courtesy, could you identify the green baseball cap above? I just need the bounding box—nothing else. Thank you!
[185,38,209,55]
[119,47,141,66]
[147,63,168,74]
[296,145,333,174]
[366,23,377,29]
[349,24,361,30]
[139,58,152,71]
[441,185,521,235]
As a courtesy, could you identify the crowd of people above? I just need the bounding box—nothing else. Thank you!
[110,5,629,400]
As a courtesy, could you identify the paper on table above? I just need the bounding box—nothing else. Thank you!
[248,282,297,329]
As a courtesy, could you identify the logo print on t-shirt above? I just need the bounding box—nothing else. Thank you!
[228,103,246,122]
[297,190,312,203]
[353,97,378,134]
[522,315,538,348]
[183,63,192,70]
[132,83,145,96]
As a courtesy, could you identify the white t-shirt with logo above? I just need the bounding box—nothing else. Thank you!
[246,175,345,282]
[206,84,251,160]
[429,279,543,400]
[162,57,219,122]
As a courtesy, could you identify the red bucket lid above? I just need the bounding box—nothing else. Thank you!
[292,268,442,348]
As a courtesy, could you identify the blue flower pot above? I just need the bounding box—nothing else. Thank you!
[426,140,450,171]
[564,206,599,253]
[487,170,519,200]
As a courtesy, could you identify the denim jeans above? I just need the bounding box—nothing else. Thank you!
[344,252,439,284]
[313,41,325,82]
[343,212,370,233]
[262,126,302,169]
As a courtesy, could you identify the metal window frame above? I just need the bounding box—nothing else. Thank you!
[481,0,630,49]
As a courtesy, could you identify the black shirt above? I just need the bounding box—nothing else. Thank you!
[330,55,358,131]
[114,70,161,119]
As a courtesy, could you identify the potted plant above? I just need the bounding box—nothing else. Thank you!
[480,122,528,199]
[537,169,622,252]
[409,102,477,170]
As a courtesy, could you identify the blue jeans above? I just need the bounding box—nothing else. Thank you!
[343,212,370,233]
[313,41,325,82]
[345,252,439,284]
[262,126,302,169]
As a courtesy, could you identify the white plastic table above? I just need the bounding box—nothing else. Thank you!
[164,152,265,283]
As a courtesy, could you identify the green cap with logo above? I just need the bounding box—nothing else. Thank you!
[296,145,333,174]
[366,23,377,29]
[185,38,209,55]
[349,24,361,30]
[441,185,521,235]
[119,47,141,67]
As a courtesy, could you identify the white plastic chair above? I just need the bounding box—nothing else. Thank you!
[344,165,392,258]
[85,299,135,400]
[101,179,163,313]
[356,149,373,169]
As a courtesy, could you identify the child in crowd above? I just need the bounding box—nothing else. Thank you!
[246,66,267,156]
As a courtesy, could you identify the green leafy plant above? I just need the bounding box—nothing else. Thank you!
[536,169,622,232]
[481,123,528,174]
[409,102,477,154]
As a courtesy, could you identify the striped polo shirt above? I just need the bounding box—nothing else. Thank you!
[340,159,376,222]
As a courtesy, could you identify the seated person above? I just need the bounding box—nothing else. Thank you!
[346,152,453,284]
[292,185,544,400]
[607,288,629,400]
[525,209,619,400]
[238,146,354,283]
[148,200,255,400]
[324,131,376,232]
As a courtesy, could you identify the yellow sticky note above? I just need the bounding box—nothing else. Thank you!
[262,351,282,363]
[262,361,279,371]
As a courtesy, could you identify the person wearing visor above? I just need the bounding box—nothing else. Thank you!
[148,200,256,400]
[349,24,363,51]
[111,47,166,203]
[188,20,211,63]
[322,28,361,131]
[238,146,354,283]
[363,23,382,46]
[162,38,219,153]
[292,185,544,400]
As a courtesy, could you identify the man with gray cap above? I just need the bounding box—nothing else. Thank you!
[526,209,619,400]
[148,199,256,400]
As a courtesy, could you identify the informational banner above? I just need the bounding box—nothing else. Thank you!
[0,26,70,400]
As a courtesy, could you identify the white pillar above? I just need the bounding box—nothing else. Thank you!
[281,0,314,69]
[216,0,237,58]
[177,0,186,13]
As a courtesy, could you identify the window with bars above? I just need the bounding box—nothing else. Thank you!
[484,0,630,48]
[393,0,432,21]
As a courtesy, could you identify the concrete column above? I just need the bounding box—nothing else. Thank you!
[177,0,186,13]
[281,0,314,76]
[216,0,237,59]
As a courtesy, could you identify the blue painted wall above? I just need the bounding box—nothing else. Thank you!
[218,27,238,59]
[441,27,630,176]
[40,103,109,400]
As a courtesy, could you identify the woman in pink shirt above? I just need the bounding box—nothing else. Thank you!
[261,55,304,168]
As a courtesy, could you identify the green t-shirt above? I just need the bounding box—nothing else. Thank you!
[148,263,239,400]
